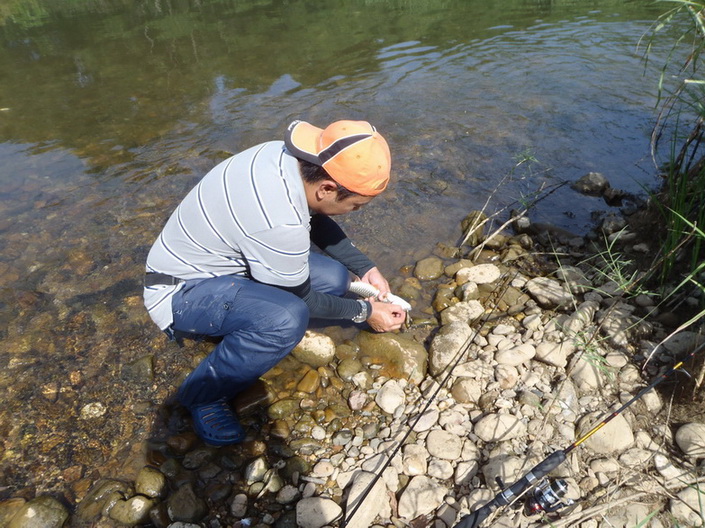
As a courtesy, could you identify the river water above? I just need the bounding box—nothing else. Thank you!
[0,0,674,501]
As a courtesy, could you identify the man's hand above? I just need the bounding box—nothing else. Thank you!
[360,267,391,300]
[366,300,406,332]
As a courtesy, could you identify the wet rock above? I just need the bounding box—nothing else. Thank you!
[0,498,26,526]
[121,355,155,382]
[108,495,155,525]
[166,433,199,455]
[276,485,300,505]
[337,358,363,380]
[600,213,627,235]
[80,402,107,419]
[460,211,488,246]
[291,331,336,368]
[296,369,320,393]
[230,493,248,517]
[413,256,445,280]
[397,475,446,520]
[474,413,527,442]
[571,172,609,196]
[166,483,207,523]
[7,496,68,528]
[356,332,427,384]
[135,466,166,499]
[268,399,299,420]
[348,390,367,411]
[296,497,342,528]
[76,479,132,522]
[675,423,705,459]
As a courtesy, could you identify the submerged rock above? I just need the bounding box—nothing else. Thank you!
[7,496,68,528]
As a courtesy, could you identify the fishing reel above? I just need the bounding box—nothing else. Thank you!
[524,478,574,516]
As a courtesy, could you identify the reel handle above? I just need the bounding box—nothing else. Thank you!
[454,450,567,528]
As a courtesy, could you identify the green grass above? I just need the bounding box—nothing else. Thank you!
[645,0,705,291]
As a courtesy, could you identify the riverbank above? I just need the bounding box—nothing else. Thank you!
[2,178,705,528]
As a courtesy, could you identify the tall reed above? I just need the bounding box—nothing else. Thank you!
[645,0,705,285]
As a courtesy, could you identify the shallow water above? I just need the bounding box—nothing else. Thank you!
[0,0,675,498]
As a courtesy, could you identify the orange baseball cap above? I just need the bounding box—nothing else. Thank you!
[285,120,391,196]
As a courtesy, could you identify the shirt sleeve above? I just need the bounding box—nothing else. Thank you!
[276,276,370,320]
[310,214,376,278]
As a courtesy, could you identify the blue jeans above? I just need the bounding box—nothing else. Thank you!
[171,253,350,408]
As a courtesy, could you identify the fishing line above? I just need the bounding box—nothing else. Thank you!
[453,338,705,528]
[341,272,517,527]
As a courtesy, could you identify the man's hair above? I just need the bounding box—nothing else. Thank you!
[297,159,359,202]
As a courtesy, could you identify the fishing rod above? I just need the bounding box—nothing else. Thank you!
[454,338,705,528]
[341,273,516,528]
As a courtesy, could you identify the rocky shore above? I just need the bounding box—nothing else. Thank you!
[2,174,705,528]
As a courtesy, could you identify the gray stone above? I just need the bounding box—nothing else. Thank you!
[296,497,342,528]
[397,476,447,520]
[429,322,474,376]
[440,300,484,326]
[230,493,248,517]
[375,379,406,414]
[525,277,573,308]
[534,340,573,368]
[577,412,634,454]
[455,264,501,285]
[675,423,705,459]
[426,430,463,460]
[344,471,389,528]
[402,444,429,475]
[495,343,535,367]
[451,377,483,404]
[670,486,705,526]
[474,413,527,442]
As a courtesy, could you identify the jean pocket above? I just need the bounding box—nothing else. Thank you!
[173,293,231,335]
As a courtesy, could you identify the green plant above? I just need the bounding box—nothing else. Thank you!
[644,0,705,286]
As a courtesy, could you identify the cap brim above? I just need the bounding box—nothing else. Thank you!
[285,120,324,165]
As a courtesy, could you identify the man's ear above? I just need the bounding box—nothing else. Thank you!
[316,179,339,199]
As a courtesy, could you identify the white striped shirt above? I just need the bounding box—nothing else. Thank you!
[144,141,310,329]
